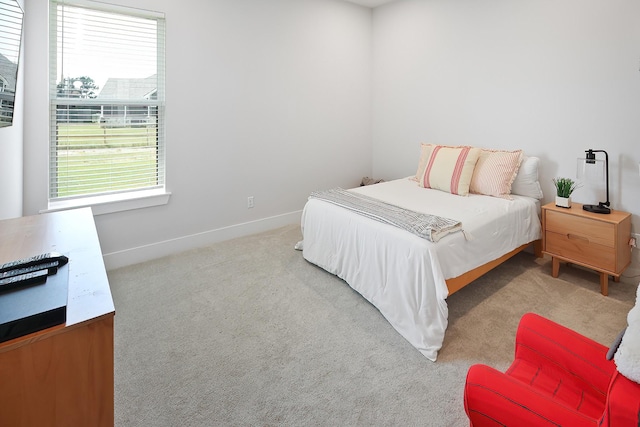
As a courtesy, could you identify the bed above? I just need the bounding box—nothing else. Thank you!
[299,147,543,361]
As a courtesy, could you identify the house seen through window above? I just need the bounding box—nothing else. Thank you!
[50,0,165,202]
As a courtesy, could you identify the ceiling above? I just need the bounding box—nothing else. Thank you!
[343,0,398,8]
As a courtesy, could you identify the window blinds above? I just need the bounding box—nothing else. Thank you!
[0,0,23,127]
[49,0,165,200]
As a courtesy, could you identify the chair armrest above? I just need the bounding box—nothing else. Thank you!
[512,313,615,395]
[465,364,597,427]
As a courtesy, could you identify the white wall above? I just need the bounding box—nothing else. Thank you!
[0,0,24,220]
[23,0,372,268]
[372,0,640,280]
[20,0,640,277]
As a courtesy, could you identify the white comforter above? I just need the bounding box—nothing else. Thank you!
[301,178,541,361]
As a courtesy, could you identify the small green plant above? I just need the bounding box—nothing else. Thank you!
[552,177,579,198]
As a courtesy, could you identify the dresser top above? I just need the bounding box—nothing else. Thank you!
[0,208,114,344]
[542,202,631,224]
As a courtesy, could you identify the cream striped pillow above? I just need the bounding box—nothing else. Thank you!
[413,143,433,181]
[419,145,481,196]
[469,149,523,199]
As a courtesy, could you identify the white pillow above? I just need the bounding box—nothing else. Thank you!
[614,284,640,384]
[510,156,544,199]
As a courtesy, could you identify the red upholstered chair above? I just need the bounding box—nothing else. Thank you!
[464,313,640,426]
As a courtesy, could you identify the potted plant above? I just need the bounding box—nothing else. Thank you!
[553,177,579,208]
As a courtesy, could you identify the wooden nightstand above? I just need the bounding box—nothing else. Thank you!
[541,202,632,296]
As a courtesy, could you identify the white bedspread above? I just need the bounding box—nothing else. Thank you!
[301,178,541,361]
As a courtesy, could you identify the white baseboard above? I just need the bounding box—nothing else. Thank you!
[622,265,640,285]
[621,246,640,285]
[103,210,302,270]
[620,260,640,285]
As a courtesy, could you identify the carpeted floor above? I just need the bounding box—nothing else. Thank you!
[108,224,636,426]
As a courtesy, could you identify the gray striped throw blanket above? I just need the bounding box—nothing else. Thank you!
[309,188,462,243]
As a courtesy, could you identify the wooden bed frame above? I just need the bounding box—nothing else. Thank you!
[446,239,543,295]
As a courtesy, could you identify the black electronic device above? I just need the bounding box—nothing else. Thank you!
[0,252,70,343]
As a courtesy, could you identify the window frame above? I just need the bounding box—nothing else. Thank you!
[46,0,170,215]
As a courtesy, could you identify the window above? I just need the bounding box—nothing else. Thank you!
[49,0,166,207]
[0,0,22,128]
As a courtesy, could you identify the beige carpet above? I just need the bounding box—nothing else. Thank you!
[108,224,635,426]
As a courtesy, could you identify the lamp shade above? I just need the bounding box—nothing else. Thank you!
[576,157,605,182]
[577,149,610,214]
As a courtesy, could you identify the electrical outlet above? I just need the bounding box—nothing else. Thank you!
[247,196,254,209]
[631,233,639,248]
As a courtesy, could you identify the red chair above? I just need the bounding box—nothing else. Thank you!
[464,313,640,426]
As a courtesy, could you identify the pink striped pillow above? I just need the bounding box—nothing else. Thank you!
[419,145,481,196]
[470,149,523,199]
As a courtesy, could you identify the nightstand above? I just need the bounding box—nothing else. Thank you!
[541,202,632,296]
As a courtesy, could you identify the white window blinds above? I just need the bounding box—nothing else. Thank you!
[49,0,165,201]
[0,0,23,127]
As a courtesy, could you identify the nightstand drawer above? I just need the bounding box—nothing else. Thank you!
[545,210,614,248]
[545,230,616,272]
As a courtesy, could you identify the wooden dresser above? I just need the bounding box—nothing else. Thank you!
[541,202,632,296]
[0,208,115,426]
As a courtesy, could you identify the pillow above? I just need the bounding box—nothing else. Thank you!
[413,143,433,182]
[614,284,640,384]
[469,149,523,199]
[419,145,481,196]
[511,156,544,199]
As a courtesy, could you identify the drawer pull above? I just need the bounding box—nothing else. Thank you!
[567,233,589,242]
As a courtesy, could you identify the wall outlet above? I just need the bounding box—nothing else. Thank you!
[247,196,254,209]
[631,233,639,248]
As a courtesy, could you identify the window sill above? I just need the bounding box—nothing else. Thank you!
[42,189,171,216]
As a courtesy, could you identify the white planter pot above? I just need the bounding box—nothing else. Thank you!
[555,196,571,208]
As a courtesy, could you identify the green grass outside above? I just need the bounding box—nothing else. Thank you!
[57,122,157,149]
[55,123,159,198]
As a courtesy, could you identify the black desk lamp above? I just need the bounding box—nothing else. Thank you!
[580,149,610,214]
